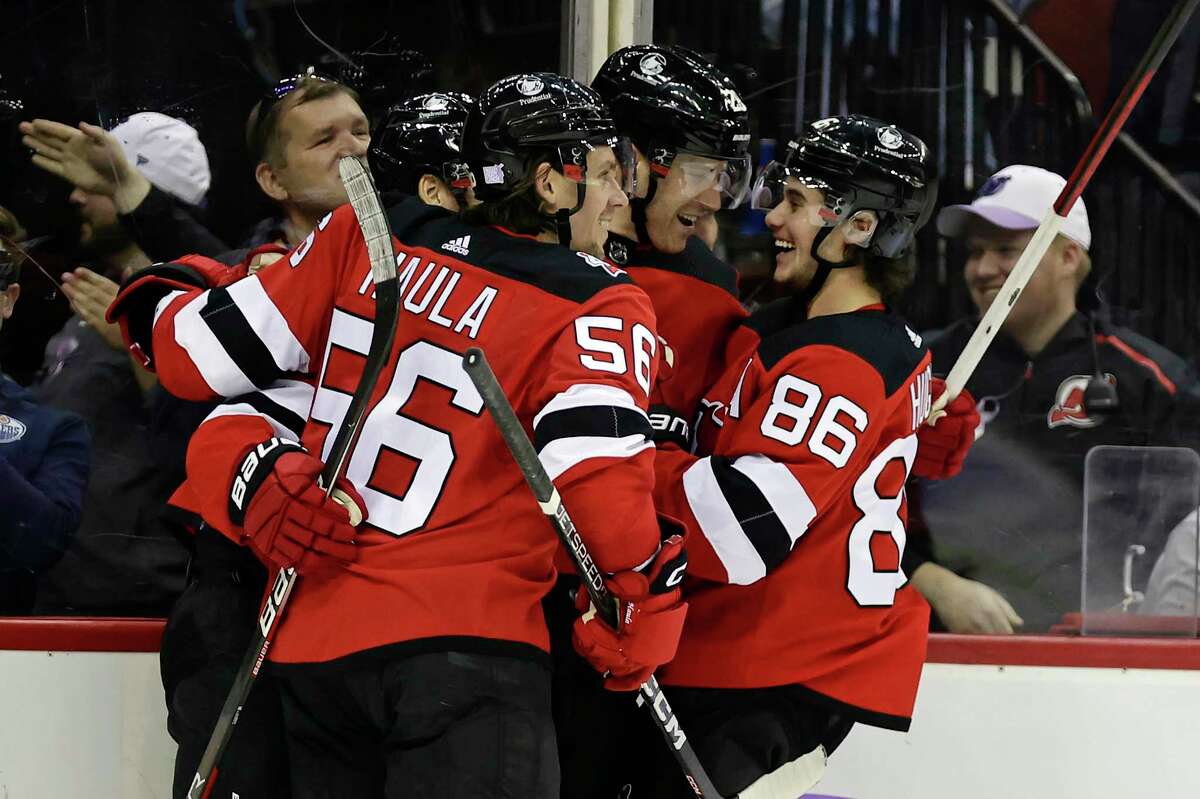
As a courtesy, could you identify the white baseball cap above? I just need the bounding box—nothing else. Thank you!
[936,164,1091,250]
[110,112,211,207]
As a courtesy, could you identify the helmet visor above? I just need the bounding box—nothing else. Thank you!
[671,152,752,209]
[749,161,846,227]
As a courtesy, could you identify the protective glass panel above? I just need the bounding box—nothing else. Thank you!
[1083,446,1200,636]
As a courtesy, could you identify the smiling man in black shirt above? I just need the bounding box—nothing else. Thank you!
[909,164,1200,633]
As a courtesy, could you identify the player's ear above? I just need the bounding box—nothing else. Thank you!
[255,161,289,203]
[1057,237,1083,283]
[417,174,443,207]
[533,161,557,211]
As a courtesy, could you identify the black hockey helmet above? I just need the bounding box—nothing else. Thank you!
[592,44,752,207]
[369,91,476,197]
[463,72,633,245]
[750,115,937,259]
[464,73,632,199]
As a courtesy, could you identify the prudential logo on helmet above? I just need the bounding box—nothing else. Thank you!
[877,126,904,150]
[516,77,545,96]
[639,53,667,76]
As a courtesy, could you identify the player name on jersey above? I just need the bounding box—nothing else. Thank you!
[356,250,498,339]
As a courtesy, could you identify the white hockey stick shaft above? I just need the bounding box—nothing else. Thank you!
[931,208,1064,415]
[929,0,1199,421]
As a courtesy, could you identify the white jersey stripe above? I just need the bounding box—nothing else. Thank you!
[683,457,767,585]
[730,454,817,546]
[153,290,187,329]
[533,383,646,428]
[174,290,257,396]
[538,434,654,481]
[225,275,311,374]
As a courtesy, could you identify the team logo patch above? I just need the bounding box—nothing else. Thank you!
[977,174,1012,198]
[516,76,544,96]
[422,94,449,111]
[577,251,625,277]
[0,414,27,444]
[639,53,667,76]
[1047,373,1115,429]
[877,126,904,150]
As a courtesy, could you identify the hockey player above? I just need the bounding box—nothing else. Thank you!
[591,44,752,444]
[112,87,483,799]
[548,45,754,798]
[639,116,941,798]
[368,91,477,210]
[110,73,686,799]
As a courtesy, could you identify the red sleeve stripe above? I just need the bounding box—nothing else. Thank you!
[1095,334,1177,396]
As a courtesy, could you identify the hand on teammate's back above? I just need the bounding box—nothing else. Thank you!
[240,446,364,574]
[572,534,690,690]
[914,378,981,480]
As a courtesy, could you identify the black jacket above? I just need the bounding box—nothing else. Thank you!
[909,311,1200,631]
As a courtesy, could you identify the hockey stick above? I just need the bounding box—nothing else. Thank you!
[462,347,724,799]
[187,155,400,799]
[930,0,1200,419]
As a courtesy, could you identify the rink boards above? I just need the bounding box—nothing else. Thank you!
[0,620,1198,798]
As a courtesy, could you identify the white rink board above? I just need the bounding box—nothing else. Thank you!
[2,648,1199,798]
[0,649,174,798]
[817,662,1200,799]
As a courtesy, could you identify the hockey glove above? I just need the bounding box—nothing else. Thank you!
[572,534,689,691]
[228,438,365,573]
[914,379,980,480]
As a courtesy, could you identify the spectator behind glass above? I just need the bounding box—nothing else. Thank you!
[19,112,228,260]
[0,207,90,613]
[29,121,214,616]
[907,165,1200,634]
[241,72,370,249]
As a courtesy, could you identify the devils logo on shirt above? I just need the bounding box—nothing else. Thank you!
[1047,373,1116,429]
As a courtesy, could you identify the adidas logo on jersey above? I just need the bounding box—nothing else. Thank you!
[441,235,471,256]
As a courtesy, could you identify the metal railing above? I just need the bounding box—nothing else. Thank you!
[655,0,1200,357]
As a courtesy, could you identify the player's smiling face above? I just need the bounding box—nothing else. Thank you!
[272,92,371,217]
[763,179,826,289]
[645,153,724,254]
[567,145,629,257]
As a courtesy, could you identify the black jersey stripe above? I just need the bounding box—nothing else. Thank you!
[533,405,652,451]
[709,455,795,575]
[200,287,285,389]
[227,389,309,440]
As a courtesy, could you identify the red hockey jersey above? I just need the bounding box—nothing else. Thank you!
[605,233,747,450]
[654,298,932,730]
[142,198,666,665]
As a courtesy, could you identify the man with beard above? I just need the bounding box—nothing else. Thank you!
[30,112,212,618]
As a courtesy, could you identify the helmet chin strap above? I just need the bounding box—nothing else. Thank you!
[551,180,587,249]
[630,176,658,245]
[798,225,859,307]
